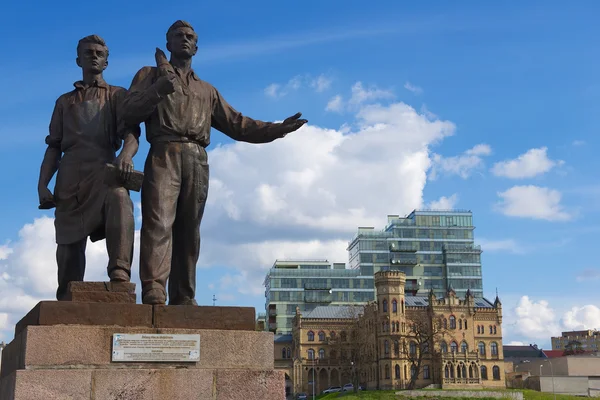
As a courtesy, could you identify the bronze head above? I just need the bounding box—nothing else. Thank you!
[166,20,198,59]
[76,35,109,74]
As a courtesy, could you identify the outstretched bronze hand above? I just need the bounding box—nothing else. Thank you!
[279,112,308,137]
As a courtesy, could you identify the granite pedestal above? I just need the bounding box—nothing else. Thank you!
[0,282,283,400]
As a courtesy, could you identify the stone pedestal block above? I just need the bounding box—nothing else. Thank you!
[0,369,285,400]
[64,281,137,303]
[153,305,255,330]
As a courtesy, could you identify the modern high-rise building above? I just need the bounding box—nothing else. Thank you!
[264,260,375,334]
[347,210,483,298]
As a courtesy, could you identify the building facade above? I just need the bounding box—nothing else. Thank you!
[347,210,483,298]
[264,260,375,334]
[289,271,505,395]
[551,330,600,353]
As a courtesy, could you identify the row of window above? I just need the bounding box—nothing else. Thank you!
[444,364,501,381]
[382,299,403,313]
[477,325,497,335]
[307,330,347,342]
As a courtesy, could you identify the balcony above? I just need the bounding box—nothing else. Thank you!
[304,282,332,290]
[268,309,277,317]
[391,258,417,265]
[443,244,482,254]
[389,243,417,252]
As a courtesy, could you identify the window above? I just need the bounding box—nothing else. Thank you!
[392,322,396,333]
[423,365,430,379]
[384,340,390,355]
[493,366,500,380]
[450,341,458,353]
[449,316,456,329]
[287,347,291,358]
[459,319,462,330]
[330,331,336,340]
[411,365,417,378]
[461,341,468,353]
[282,348,287,359]
[409,341,417,354]
[491,342,498,356]
[478,342,486,355]
[383,299,388,312]
[464,320,468,330]
[477,325,481,334]
[481,366,488,380]
[392,299,398,313]
[308,331,315,341]
[394,340,400,356]
[489,325,493,334]
[319,348,325,359]
[493,325,497,335]
[385,364,390,379]
[440,341,448,353]
[318,331,325,341]
[443,318,448,329]
[395,364,401,379]
[307,349,314,359]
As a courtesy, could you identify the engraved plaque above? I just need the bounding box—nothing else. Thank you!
[111,333,200,362]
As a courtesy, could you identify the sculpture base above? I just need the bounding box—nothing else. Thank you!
[0,296,282,399]
[1,369,284,400]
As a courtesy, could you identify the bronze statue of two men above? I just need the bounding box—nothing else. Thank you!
[38,20,307,305]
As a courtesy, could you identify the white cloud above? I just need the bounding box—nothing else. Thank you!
[496,185,572,221]
[561,305,600,331]
[511,296,560,340]
[572,140,586,147]
[0,312,8,331]
[348,82,394,106]
[265,73,332,98]
[326,95,344,112]
[404,81,423,95]
[428,194,458,209]
[478,238,524,254]
[576,269,600,282]
[310,74,332,92]
[0,244,12,260]
[491,147,564,179]
[430,143,492,179]
[507,341,525,346]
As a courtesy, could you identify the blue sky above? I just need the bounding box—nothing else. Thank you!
[0,1,599,347]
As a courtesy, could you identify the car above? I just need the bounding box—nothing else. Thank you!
[296,393,308,400]
[321,386,342,394]
[342,383,354,392]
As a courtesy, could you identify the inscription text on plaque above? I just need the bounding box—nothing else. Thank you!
[112,334,200,362]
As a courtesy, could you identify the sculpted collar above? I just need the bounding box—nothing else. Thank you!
[173,65,200,81]
[73,78,109,89]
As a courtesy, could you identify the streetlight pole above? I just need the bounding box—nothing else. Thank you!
[548,360,556,400]
[312,356,319,400]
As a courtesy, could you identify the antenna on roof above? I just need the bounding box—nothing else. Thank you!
[212,294,217,306]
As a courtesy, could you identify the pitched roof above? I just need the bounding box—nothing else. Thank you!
[403,296,495,308]
[543,350,564,358]
[303,305,364,319]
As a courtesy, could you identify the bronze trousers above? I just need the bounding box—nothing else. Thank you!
[139,141,209,304]
[56,187,134,300]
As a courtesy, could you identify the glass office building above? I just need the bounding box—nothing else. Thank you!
[347,209,483,298]
[264,260,375,334]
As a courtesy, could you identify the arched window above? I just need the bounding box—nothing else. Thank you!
[493,366,500,380]
[478,342,486,355]
[385,364,390,379]
[491,342,498,356]
[395,364,401,379]
[464,320,468,329]
[481,366,488,380]
[307,349,315,359]
[461,341,468,353]
[394,340,400,356]
[319,348,326,359]
[318,331,325,341]
[443,318,448,329]
[423,365,430,379]
[396,322,400,332]
[287,347,291,358]
[383,299,388,312]
[392,322,396,332]
[459,319,463,330]
[392,299,398,313]
[477,325,480,334]
[384,340,390,355]
[450,341,458,353]
[440,341,448,353]
[330,331,336,340]
[449,316,456,329]
[307,331,314,341]
[411,364,417,378]
[493,325,497,335]
[409,341,417,354]
[282,347,287,359]
[489,325,493,334]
